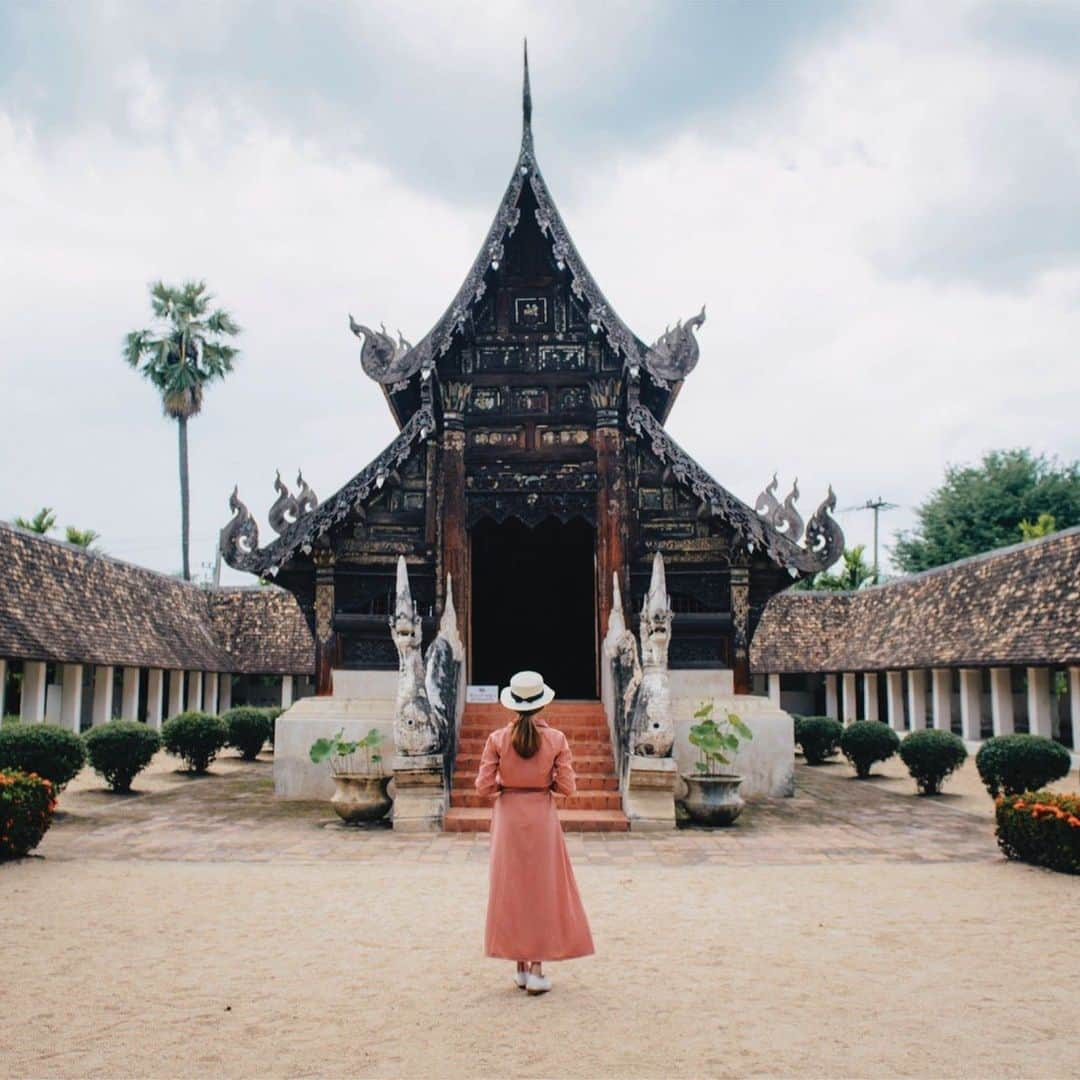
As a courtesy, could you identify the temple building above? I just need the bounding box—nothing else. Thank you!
[219,52,845,710]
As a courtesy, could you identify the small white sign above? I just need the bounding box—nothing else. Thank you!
[467,684,500,703]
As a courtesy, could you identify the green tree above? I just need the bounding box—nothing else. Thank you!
[64,526,101,549]
[124,280,240,580]
[1018,512,1057,541]
[14,507,56,535]
[892,449,1080,574]
[794,545,876,591]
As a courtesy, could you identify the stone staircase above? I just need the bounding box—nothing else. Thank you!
[443,701,629,832]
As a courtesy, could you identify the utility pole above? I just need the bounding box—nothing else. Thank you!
[840,498,898,581]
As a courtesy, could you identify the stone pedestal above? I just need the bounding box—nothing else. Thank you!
[624,755,678,831]
[391,753,446,833]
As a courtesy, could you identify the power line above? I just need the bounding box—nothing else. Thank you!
[839,497,899,579]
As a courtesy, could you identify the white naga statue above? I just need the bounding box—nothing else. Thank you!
[390,557,463,756]
[605,551,675,758]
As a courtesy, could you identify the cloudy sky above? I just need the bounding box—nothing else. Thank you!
[2,0,1078,584]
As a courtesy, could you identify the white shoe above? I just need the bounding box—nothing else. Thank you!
[526,971,551,995]
[514,967,527,989]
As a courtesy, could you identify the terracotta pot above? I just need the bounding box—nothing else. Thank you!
[680,773,744,826]
[331,773,393,824]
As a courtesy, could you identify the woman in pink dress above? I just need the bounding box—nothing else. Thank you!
[475,670,595,995]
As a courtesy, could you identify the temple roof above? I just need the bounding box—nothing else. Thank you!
[750,526,1080,673]
[349,45,705,423]
[0,522,313,674]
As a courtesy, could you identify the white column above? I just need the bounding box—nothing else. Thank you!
[863,673,879,723]
[1069,668,1080,756]
[1027,667,1053,738]
[0,658,7,718]
[167,670,184,719]
[990,668,1014,736]
[121,666,140,721]
[886,671,905,731]
[20,661,47,723]
[767,673,781,706]
[931,668,953,732]
[146,668,164,730]
[841,673,858,724]
[92,665,114,726]
[60,663,83,733]
[219,675,233,713]
[824,674,838,720]
[186,670,203,712]
[280,675,294,709]
[202,671,219,715]
[959,669,983,742]
[907,669,927,730]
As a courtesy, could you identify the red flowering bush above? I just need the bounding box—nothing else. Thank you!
[0,770,57,859]
[995,791,1080,875]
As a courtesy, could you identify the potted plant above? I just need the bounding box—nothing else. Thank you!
[681,701,753,826]
[309,727,392,824]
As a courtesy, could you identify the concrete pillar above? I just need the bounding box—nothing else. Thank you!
[959,669,983,742]
[824,674,838,720]
[1069,668,1080,755]
[767,673,781,706]
[121,666,140,721]
[989,668,1014,736]
[886,671,905,731]
[167,670,184,719]
[907,669,927,730]
[20,661,47,723]
[202,671,219,715]
[931,668,953,732]
[863,673,880,723]
[60,663,83,733]
[186,670,203,712]
[92,665,114,726]
[146,668,164,730]
[1027,667,1053,738]
[841,673,858,725]
[219,675,233,713]
[0,657,7,718]
[281,675,294,709]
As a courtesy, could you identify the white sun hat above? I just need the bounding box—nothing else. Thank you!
[500,670,556,712]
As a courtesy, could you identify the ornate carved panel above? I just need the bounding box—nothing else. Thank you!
[469,428,525,449]
[514,296,550,329]
[510,387,548,414]
[538,344,587,372]
[537,427,590,448]
[477,346,526,372]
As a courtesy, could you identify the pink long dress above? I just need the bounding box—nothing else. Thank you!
[475,714,595,961]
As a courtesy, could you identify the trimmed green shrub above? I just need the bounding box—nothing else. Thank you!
[976,734,1072,798]
[224,707,272,760]
[995,791,1080,874]
[900,729,967,794]
[840,720,901,779]
[0,723,86,793]
[263,706,283,748]
[161,711,228,773]
[796,716,844,765]
[83,721,160,792]
[0,770,56,858]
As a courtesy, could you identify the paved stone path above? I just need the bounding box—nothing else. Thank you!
[38,754,1001,866]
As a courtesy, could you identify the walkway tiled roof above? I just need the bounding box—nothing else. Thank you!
[0,523,313,673]
[751,527,1080,673]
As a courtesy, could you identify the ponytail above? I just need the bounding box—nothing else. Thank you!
[511,708,541,759]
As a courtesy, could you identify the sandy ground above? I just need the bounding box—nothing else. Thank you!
[3,751,1079,1079]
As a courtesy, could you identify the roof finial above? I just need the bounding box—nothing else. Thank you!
[522,38,532,139]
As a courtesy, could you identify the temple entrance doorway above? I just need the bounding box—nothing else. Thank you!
[470,516,597,699]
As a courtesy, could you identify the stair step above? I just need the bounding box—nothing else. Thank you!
[443,807,630,833]
[452,771,618,791]
[449,791,623,810]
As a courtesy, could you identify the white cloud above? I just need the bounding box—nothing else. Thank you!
[0,1,1077,584]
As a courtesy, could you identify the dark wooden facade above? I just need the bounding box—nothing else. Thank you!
[220,55,843,699]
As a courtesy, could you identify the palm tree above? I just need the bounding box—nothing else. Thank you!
[65,526,101,549]
[124,280,240,580]
[14,507,56,534]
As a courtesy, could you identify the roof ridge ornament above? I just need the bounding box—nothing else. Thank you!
[522,38,533,149]
[645,306,706,385]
